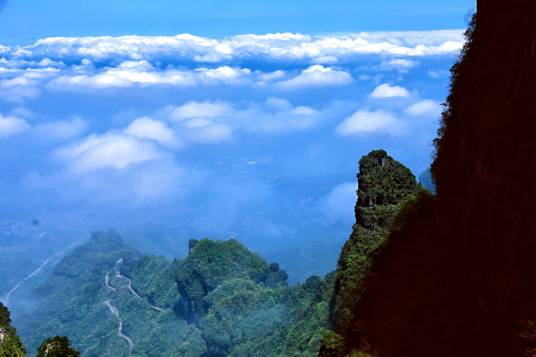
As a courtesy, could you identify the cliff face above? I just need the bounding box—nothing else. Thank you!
[336,1,536,356]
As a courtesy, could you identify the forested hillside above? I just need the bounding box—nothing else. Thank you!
[16,233,335,356]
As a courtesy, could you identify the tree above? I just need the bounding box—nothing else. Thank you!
[37,337,80,357]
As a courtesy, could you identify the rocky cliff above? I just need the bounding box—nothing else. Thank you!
[328,150,419,339]
[329,1,536,356]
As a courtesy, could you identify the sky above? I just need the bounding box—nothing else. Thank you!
[0,0,475,44]
[0,0,476,286]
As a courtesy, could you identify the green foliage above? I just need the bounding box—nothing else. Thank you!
[123,256,180,309]
[201,278,287,356]
[18,231,206,357]
[176,239,287,317]
[357,150,417,208]
[319,331,346,357]
[19,234,333,357]
[0,304,10,327]
[0,303,26,357]
[36,336,79,357]
[277,274,335,357]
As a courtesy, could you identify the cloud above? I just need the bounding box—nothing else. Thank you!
[125,117,181,148]
[336,109,398,136]
[47,61,254,90]
[277,65,352,89]
[318,182,357,224]
[405,100,442,116]
[370,83,411,98]
[14,31,464,65]
[0,67,59,102]
[170,101,233,121]
[0,30,464,97]
[164,98,322,141]
[380,58,418,72]
[52,96,325,180]
[55,133,164,175]
[33,117,88,140]
[0,113,31,138]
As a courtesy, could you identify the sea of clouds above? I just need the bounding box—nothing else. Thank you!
[0,30,462,279]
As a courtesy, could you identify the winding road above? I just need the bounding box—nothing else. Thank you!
[1,239,83,306]
[113,258,164,312]
[102,257,165,355]
[103,300,133,356]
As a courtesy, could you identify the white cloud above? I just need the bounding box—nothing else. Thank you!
[370,83,411,98]
[47,62,254,90]
[125,117,181,148]
[318,182,357,224]
[405,100,442,116]
[380,58,418,71]
[277,65,352,89]
[0,30,464,95]
[16,31,464,64]
[163,98,322,142]
[336,109,398,136]
[53,97,324,175]
[0,67,58,101]
[0,114,31,138]
[55,133,164,175]
[34,117,88,140]
[170,101,233,121]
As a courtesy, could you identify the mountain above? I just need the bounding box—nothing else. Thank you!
[18,231,205,357]
[15,230,339,356]
[319,2,536,356]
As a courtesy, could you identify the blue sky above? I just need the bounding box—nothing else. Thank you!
[0,1,475,285]
[0,0,475,44]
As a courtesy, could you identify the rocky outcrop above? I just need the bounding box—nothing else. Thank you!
[328,150,419,341]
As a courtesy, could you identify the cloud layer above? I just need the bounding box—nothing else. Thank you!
[0,30,464,101]
[1,31,464,64]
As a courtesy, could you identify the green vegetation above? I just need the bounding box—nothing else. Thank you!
[0,303,26,356]
[37,336,79,357]
[16,233,333,356]
[329,150,419,337]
